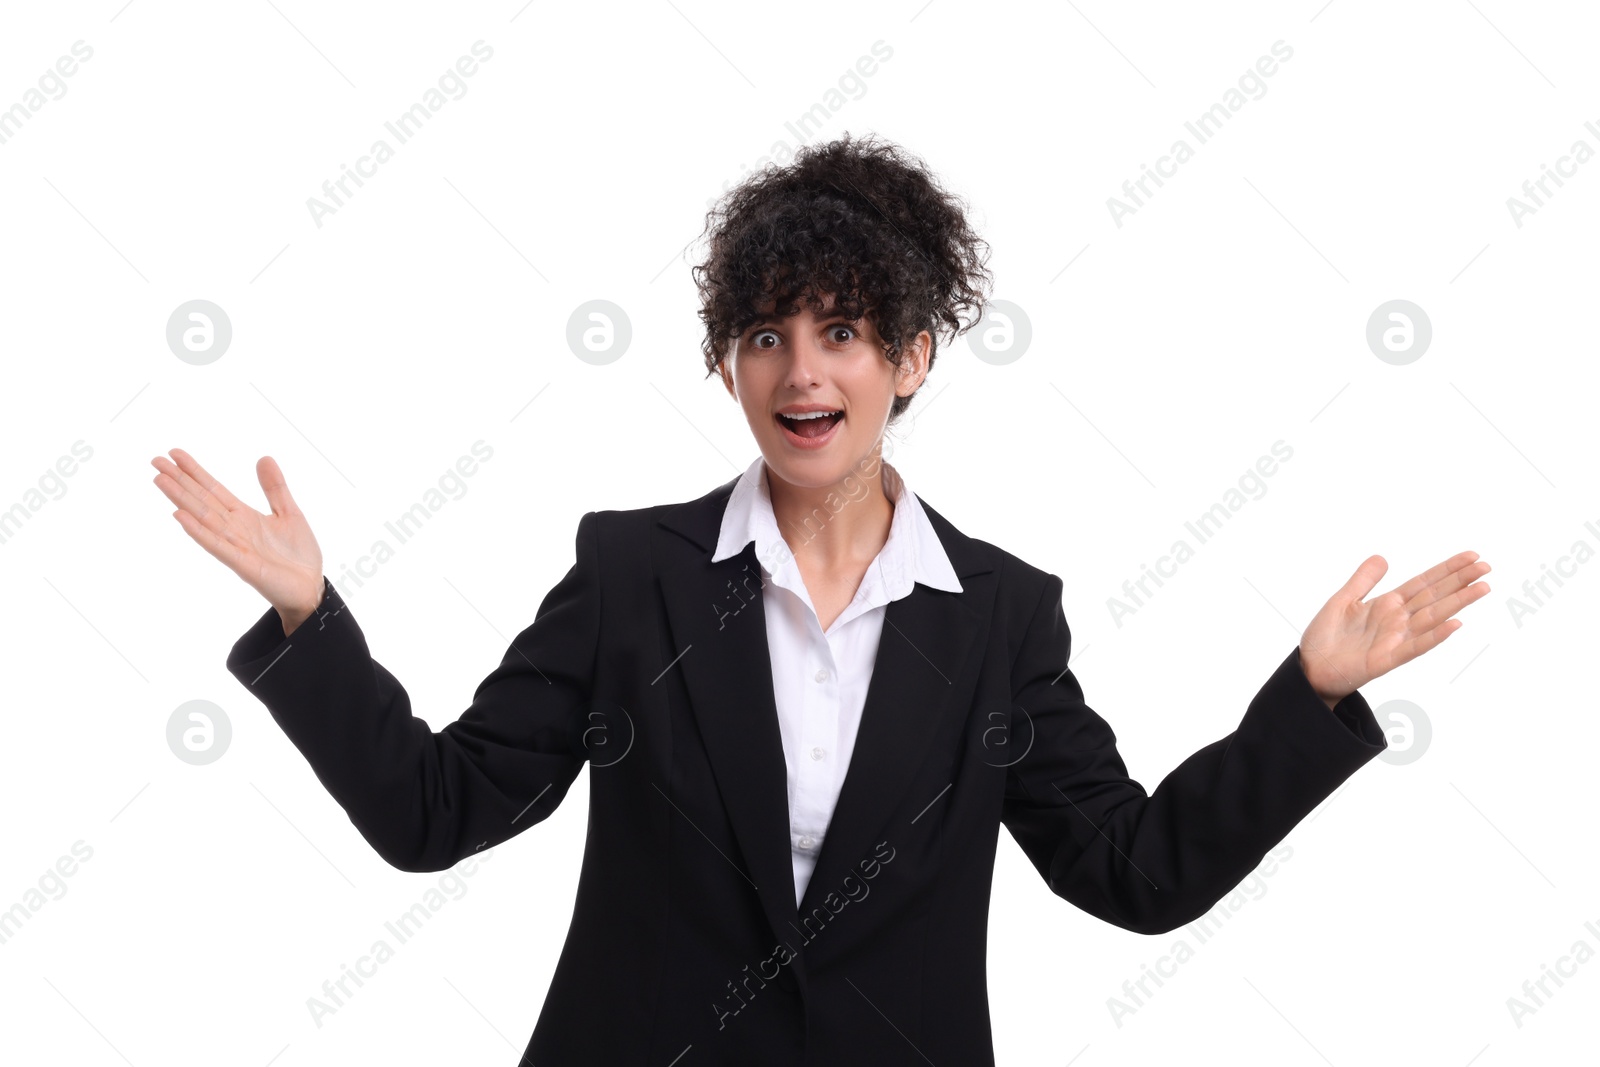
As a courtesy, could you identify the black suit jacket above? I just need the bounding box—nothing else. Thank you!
[226,474,1387,1065]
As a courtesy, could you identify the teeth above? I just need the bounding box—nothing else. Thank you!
[782,411,841,420]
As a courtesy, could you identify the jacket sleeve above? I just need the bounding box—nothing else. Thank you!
[224,510,602,873]
[1000,572,1387,935]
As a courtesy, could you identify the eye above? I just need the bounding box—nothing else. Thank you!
[828,324,857,344]
[749,329,779,349]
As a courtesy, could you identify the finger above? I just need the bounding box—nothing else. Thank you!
[1391,550,1481,603]
[153,455,233,530]
[172,507,252,576]
[1403,559,1491,614]
[1408,579,1491,634]
[1334,554,1388,604]
[1396,616,1463,667]
[256,456,301,518]
[169,448,247,513]
[152,467,232,538]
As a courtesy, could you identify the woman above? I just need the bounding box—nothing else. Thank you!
[151,134,1489,1065]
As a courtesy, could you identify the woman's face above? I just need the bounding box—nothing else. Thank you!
[719,293,929,493]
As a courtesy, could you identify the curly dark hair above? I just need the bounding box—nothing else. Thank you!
[692,132,993,425]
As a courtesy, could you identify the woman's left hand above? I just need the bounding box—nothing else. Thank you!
[1299,550,1491,707]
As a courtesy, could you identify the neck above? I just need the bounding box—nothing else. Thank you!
[763,449,895,570]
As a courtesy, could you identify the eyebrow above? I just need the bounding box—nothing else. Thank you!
[747,310,857,329]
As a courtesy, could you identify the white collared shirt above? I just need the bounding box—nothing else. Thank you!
[712,454,964,906]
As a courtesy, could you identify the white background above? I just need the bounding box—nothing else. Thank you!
[1,1,1595,1063]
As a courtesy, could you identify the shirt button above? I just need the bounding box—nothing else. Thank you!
[798,835,815,849]
[811,746,825,761]
[814,668,829,683]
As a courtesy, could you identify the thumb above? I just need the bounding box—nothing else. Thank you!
[1333,554,1387,604]
[256,456,300,517]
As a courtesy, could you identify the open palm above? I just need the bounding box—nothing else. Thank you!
[1299,550,1491,705]
[151,448,325,618]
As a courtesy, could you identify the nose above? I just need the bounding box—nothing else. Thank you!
[784,331,825,389]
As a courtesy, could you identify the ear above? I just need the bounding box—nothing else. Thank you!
[718,357,736,399]
[895,330,932,397]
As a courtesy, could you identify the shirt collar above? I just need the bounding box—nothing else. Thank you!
[711,454,963,602]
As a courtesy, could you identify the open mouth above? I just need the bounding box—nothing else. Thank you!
[776,410,844,446]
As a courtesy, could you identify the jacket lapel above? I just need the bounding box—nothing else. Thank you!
[655,475,995,954]
[794,568,988,919]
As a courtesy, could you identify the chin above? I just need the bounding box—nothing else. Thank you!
[761,435,876,488]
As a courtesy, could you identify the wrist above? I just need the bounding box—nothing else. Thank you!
[278,579,326,636]
[1297,647,1348,711]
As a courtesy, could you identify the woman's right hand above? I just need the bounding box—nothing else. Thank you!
[152,448,326,634]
